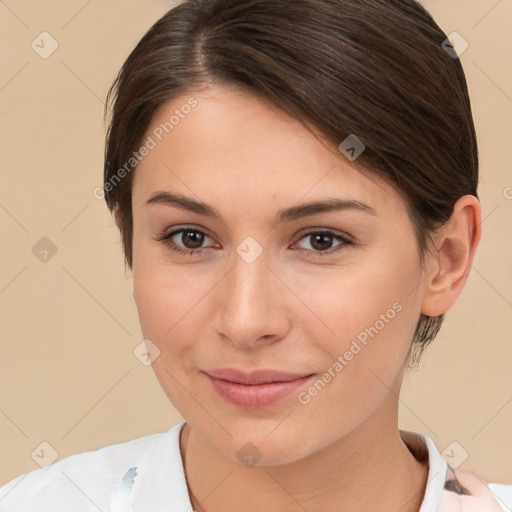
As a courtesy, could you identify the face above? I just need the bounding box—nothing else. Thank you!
[130,84,428,466]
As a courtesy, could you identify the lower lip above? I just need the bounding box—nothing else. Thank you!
[204,373,314,408]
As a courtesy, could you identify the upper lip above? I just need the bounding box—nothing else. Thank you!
[203,368,313,385]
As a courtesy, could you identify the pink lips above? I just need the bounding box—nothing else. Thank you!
[202,368,314,408]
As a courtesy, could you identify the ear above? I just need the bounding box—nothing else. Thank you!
[421,195,482,317]
[113,204,123,231]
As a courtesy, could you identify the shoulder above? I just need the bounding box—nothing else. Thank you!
[400,429,512,512]
[0,429,172,512]
[441,466,512,512]
[488,482,512,512]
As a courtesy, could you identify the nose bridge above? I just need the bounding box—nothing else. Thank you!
[228,244,272,317]
[215,240,287,346]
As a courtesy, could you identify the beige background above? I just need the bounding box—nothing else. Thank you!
[0,0,511,487]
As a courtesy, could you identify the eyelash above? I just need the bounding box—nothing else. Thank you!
[153,226,353,259]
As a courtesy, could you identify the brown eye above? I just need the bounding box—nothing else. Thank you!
[295,230,353,258]
[154,227,216,256]
[177,230,205,249]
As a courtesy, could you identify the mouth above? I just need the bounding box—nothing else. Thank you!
[202,368,315,408]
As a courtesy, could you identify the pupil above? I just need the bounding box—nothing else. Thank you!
[184,231,203,249]
[311,233,332,251]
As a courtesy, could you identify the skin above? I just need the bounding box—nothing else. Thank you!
[117,84,481,512]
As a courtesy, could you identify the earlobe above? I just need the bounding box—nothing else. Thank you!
[421,195,481,317]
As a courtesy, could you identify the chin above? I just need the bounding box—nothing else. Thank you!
[201,419,319,468]
[227,441,308,468]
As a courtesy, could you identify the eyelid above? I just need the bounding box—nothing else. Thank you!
[155,225,353,242]
[294,227,354,243]
[154,225,354,257]
[154,224,215,242]
[152,226,217,258]
[291,229,353,255]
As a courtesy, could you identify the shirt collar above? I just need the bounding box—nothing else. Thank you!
[127,422,447,512]
[129,421,192,512]
[400,429,448,511]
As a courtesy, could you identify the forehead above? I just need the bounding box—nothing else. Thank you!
[131,85,404,217]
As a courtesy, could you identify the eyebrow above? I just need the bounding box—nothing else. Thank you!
[145,191,377,223]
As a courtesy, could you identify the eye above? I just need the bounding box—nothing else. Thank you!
[153,226,217,256]
[293,230,353,258]
[154,226,353,258]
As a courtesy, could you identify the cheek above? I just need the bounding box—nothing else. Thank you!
[132,228,190,338]
[132,247,219,363]
[301,252,421,387]
[302,256,418,347]
[293,272,419,439]
[132,261,202,405]
[133,263,197,341]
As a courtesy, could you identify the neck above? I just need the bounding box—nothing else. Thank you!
[179,392,428,512]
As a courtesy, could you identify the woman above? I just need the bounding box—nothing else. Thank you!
[1,0,510,510]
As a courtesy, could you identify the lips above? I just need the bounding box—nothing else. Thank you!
[202,368,315,408]
[204,368,312,384]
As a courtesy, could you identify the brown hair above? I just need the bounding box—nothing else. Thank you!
[103,0,478,368]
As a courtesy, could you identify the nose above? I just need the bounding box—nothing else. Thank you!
[213,246,291,349]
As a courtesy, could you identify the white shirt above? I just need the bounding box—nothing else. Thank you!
[0,421,510,511]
